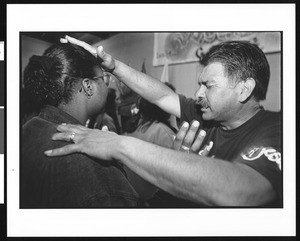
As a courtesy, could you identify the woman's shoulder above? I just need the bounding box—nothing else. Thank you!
[152,121,176,137]
[148,121,176,147]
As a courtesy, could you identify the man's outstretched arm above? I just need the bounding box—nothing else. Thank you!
[61,35,181,118]
[45,124,277,206]
[113,60,181,118]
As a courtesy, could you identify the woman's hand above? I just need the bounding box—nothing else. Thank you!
[173,120,213,157]
[44,123,119,160]
[60,35,116,72]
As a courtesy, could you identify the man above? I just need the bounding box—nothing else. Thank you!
[46,36,282,207]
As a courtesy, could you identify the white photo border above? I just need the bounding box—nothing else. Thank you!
[7,4,296,237]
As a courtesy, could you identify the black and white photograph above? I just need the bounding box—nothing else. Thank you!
[20,31,282,209]
[6,3,296,238]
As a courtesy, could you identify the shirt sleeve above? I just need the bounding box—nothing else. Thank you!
[179,94,203,124]
[232,138,282,205]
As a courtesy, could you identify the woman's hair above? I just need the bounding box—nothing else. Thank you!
[23,43,99,110]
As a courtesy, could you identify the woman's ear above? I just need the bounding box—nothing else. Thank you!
[82,78,94,98]
[238,78,256,102]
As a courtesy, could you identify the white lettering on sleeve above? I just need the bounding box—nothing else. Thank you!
[241,146,281,171]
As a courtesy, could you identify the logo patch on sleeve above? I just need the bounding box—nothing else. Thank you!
[241,146,281,170]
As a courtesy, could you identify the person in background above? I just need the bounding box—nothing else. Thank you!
[21,43,142,207]
[124,92,178,204]
[88,88,120,133]
[115,78,140,134]
[105,88,121,133]
[89,111,118,133]
[46,37,282,207]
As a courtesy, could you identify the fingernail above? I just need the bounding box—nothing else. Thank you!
[102,125,108,131]
[44,150,52,156]
[192,121,199,127]
[97,46,103,52]
[60,38,68,43]
[65,35,69,39]
[206,141,213,151]
[199,130,206,137]
[182,122,189,128]
[61,123,67,125]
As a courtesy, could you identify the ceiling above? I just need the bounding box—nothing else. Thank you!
[22,32,120,45]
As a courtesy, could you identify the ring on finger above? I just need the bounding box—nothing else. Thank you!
[181,145,190,153]
[69,132,76,143]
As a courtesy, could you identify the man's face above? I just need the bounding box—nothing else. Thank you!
[195,62,241,123]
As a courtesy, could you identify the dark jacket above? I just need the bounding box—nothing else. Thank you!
[21,105,140,208]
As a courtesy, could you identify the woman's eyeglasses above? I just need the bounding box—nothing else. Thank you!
[61,71,112,87]
[93,72,111,86]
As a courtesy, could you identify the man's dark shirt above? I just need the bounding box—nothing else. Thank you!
[21,105,140,208]
[179,95,282,207]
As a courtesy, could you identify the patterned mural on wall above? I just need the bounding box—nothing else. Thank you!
[153,32,281,66]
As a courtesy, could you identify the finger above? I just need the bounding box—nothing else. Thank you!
[93,122,98,129]
[173,122,189,150]
[181,120,200,148]
[96,46,115,71]
[101,125,108,131]
[60,38,68,43]
[96,46,112,61]
[65,35,97,57]
[190,129,206,153]
[44,144,80,157]
[96,46,105,58]
[85,119,90,128]
[51,132,80,143]
[56,123,87,133]
[199,141,214,156]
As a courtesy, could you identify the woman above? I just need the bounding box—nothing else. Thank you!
[21,43,141,207]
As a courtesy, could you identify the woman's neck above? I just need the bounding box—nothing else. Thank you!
[58,103,88,125]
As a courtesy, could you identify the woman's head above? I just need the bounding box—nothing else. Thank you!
[23,43,108,114]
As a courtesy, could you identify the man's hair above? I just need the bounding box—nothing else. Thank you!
[23,43,98,109]
[200,41,270,101]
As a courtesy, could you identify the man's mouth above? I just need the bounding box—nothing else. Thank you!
[196,99,209,110]
[201,107,209,112]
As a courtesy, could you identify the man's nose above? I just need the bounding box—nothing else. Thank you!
[195,85,206,98]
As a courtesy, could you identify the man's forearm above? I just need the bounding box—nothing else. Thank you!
[113,60,181,118]
[115,136,276,206]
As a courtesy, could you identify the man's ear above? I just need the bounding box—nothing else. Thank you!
[82,78,94,98]
[238,78,256,102]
